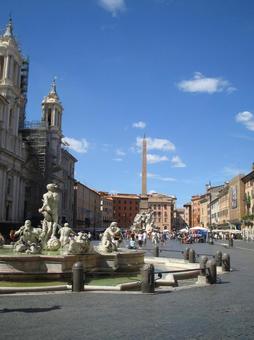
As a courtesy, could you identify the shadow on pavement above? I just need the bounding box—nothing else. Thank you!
[0,305,61,313]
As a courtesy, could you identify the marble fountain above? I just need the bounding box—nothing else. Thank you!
[0,184,144,281]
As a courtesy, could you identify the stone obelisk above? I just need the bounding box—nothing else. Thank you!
[142,135,147,195]
[140,135,148,211]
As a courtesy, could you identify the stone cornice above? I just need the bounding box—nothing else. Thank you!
[0,147,25,162]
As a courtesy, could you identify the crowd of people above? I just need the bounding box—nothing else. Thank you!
[120,229,171,249]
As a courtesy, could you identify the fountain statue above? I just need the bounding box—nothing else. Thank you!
[13,183,92,255]
[0,184,144,281]
[0,233,5,247]
[38,183,60,247]
[132,209,156,234]
[67,232,92,255]
[14,220,42,254]
[97,222,123,253]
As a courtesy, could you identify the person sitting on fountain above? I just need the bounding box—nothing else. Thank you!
[128,235,137,249]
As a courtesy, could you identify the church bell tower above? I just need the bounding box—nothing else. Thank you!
[0,17,29,131]
[41,79,63,170]
[42,78,63,131]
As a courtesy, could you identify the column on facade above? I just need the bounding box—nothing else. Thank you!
[11,173,18,221]
[4,55,9,79]
[13,102,19,138]
[17,176,25,221]
[2,169,7,221]
[0,167,6,220]
[9,55,13,80]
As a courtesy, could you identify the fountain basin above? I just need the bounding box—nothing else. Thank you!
[0,246,145,281]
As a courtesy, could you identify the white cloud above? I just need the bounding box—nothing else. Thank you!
[148,190,157,194]
[113,158,123,162]
[235,111,254,131]
[98,0,126,16]
[171,155,186,168]
[136,137,175,152]
[147,172,176,182]
[116,148,126,156]
[177,72,236,94]
[109,189,118,194]
[62,137,89,153]
[147,154,169,164]
[133,121,146,129]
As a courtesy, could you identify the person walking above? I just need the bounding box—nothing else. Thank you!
[137,232,143,249]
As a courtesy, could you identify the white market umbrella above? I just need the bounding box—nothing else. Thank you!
[179,228,189,233]
[190,227,209,231]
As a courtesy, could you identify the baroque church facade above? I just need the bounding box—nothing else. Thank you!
[0,19,76,233]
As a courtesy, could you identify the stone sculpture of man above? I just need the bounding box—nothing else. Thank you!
[59,223,75,247]
[38,183,59,239]
[14,220,42,254]
[145,209,155,234]
[99,222,122,253]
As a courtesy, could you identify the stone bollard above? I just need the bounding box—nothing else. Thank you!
[72,262,84,292]
[215,250,222,266]
[141,264,155,293]
[206,258,217,284]
[189,248,196,263]
[183,247,190,261]
[228,238,234,248]
[153,245,160,257]
[200,256,208,276]
[222,253,231,272]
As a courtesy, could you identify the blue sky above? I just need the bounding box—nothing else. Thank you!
[2,0,254,206]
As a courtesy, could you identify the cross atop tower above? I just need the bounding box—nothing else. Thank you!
[3,16,14,38]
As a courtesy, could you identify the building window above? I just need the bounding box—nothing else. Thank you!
[5,202,11,221]
[25,186,31,199]
[8,109,13,130]
[7,178,12,195]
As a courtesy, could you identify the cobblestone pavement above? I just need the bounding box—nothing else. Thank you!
[0,240,254,340]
